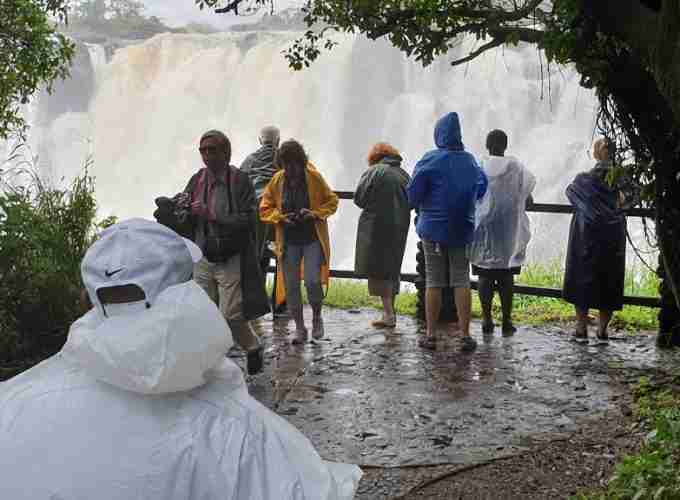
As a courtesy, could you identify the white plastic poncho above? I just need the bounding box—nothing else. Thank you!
[0,281,361,500]
[471,156,536,269]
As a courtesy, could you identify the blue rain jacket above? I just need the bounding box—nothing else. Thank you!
[407,112,488,248]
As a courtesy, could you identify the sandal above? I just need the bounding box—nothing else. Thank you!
[418,336,437,350]
[371,318,396,328]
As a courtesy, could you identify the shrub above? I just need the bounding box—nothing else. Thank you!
[0,153,101,368]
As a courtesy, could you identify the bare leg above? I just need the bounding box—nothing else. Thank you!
[575,306,589,338]
[311,302,325,339]
[598,309,613,339]
[454,287,472,337]
[425,287,442,338]
[477,276,495,332]
[381,293,396,324]
[290,305,307,334]
[498,274,516,334]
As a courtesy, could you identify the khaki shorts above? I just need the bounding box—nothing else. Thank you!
[193,256,243,321]
[422,240,471,289]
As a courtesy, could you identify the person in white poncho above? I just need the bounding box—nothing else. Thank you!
[470,130,536,337]
[0,218,361,500]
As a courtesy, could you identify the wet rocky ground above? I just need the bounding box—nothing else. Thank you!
[234,307,680,499]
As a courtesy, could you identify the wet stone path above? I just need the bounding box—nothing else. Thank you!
[237,307,679,470]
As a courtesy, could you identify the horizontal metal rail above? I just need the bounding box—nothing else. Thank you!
[268,190,660,308]
[334,190,655,218]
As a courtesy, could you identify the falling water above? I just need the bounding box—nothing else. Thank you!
[20,31,610,271]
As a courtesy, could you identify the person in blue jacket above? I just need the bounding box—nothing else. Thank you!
[408,112,488,352]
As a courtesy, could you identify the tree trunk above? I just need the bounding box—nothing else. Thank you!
[656,156,680,347]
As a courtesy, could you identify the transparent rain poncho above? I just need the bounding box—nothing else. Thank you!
[470,156,536,269]
[0,281,361,500]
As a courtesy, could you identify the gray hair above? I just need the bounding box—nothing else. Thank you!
[259,126,280,146]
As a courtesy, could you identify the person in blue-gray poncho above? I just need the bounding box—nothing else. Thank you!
[563,138,626,342]
[408,112,488,352]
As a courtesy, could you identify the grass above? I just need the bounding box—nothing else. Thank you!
[311,260,660,331]
[574,376,680,500]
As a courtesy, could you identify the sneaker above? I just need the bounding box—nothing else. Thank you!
[246,345,264,375]
[312,320,325,340]
[460,336,477,353]
[291,329,308,345]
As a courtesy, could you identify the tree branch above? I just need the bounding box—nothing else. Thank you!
[447,26,544,67]
[449,37,504,67]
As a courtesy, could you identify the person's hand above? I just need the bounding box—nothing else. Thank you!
[281,212,295,225]
[191,200,209,219]
[299,208,316,220]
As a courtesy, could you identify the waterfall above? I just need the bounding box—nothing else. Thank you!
[21,31,608,271]
[84,43,108,83]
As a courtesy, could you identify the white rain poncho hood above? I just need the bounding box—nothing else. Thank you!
[470,156,536,269]
[0,280,361,499]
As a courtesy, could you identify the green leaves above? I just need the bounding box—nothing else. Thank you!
[578,380,680,500]
[0,0,75,139]
[0,155,100,364]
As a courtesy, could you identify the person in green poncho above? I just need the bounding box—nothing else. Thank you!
[354,143,412,328]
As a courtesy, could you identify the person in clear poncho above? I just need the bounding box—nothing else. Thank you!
[0,218,361,500]
[470,130,536,336]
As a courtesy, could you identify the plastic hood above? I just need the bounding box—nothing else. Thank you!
[434,112,464,151]
[61,281,231,395]
[483,155,515,177]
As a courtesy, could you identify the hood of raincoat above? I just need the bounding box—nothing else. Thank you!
[61,280,231,395]
[434,112,464,151]
[407,113,487,247]
[470,156,536,269]
[482,155,515,177]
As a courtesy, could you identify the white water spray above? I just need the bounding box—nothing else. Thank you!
[23,31,607,271]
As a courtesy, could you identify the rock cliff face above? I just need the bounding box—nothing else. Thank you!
[36,41,96,127]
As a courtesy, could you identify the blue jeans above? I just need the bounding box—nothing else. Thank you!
[282,241,324,308]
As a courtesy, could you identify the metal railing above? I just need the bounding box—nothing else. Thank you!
[270,191,661,308]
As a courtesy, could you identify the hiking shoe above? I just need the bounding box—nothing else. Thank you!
[312,320,325,340]
[460,336,477,353]
[371,318,396,328]
[246,345,264,375]
[481,321,495,334]
[291,329,308,345]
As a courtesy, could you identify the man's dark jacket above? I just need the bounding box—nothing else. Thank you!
[183,165,270,320]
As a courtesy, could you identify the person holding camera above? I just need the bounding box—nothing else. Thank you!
[183,130,270,375]
[260,140,338,344]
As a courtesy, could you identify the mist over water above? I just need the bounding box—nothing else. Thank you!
[21,31,607,272]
